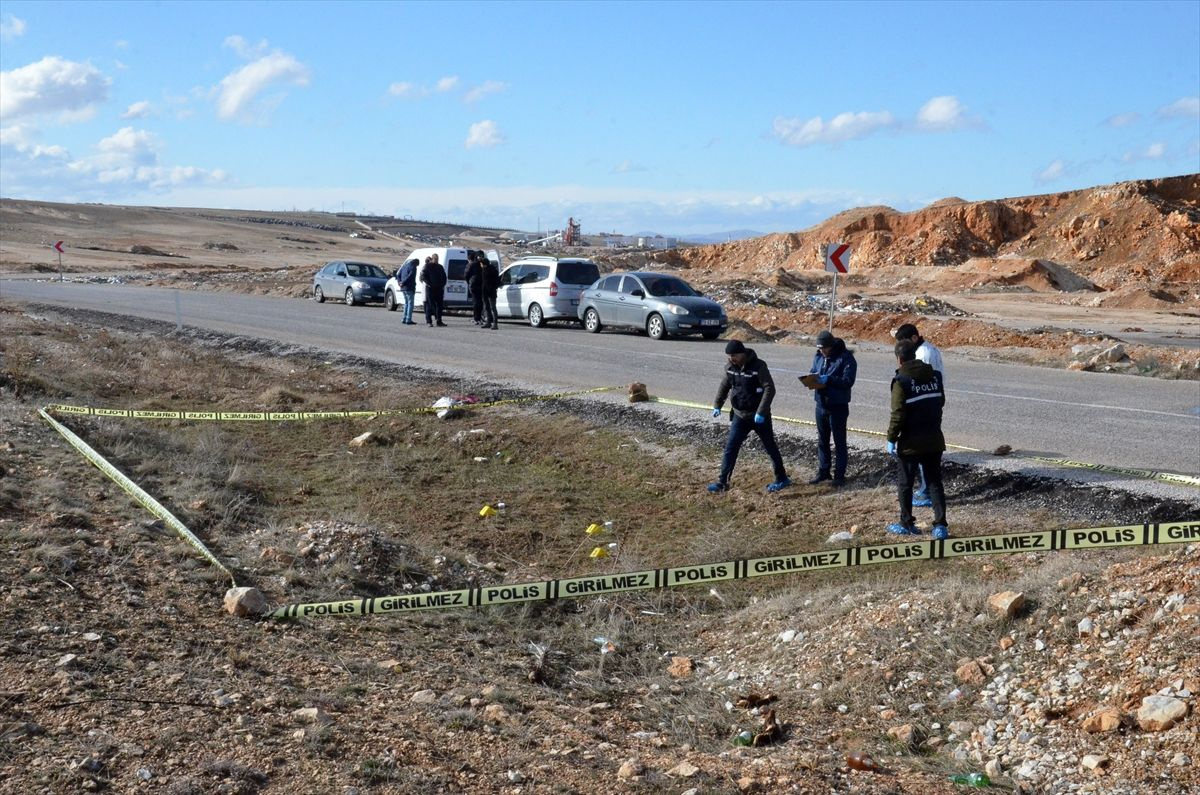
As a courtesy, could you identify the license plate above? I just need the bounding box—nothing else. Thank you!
[701,319,720,326]
[447,284,465,293]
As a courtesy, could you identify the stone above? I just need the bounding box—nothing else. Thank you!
[988,591,1025,620]
[223,587,269,617]
[1081,754,1109,771]
[482,703,511,724]
[778,629,797,643]
[349,431,375,447]
[887,724,917,746]
[737,776,759,792]
[1136,695,1188,731]
[617,759,642,780]
[956,660,988,685]
[998,637,1015,651]
[950,720,975,736]
[985,759,1002,780]
[410,689,437,704]
[879,708,897,720]
[292,707,331,725]
[1080,707,1121,733]
[667,656,695,678]
[1077,617,1094,636]
[667,761,700,778]
[1057,572,1082,592]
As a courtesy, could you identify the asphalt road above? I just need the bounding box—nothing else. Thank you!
[4,278,1199,479]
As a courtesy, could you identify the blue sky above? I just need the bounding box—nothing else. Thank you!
[1,0,1197,235]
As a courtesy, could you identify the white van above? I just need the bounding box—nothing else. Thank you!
[496,256,601,327]
[383,247,501,312]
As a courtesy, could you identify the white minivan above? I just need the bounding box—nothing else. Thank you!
[383,247,501,313]
[496,256,601,327]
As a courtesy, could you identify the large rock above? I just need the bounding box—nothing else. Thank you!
[1081,707,1122,733]
[224,587,269,617]
[1137,696,1188,731]
[987,591,1025,620]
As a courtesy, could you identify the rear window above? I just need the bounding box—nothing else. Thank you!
[556,261,600,285]
[446,258,468,280]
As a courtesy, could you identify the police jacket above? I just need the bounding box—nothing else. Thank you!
[714,348,776,419]
[887,359,946,455]
[809,339,857,408]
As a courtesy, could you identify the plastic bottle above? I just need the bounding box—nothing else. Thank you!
[732,730,753,747]
[845,752,882,772]
[947,772,990,787]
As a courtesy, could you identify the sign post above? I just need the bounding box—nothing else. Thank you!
[822,242,851,332]
[54,240,64,281]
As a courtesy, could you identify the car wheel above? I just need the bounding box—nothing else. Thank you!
[528,303,544,328]
[344,288,356,306]
[385,290,398,311]
[584,308,602,333]
[701,330,720,340]
[314,286,325,303]
[647,313,667,341]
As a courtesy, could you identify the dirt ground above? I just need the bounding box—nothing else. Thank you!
[1,305,1197,794]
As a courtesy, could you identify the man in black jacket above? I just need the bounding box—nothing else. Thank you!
[421,254,447,326]
[465,250,484,326]
[886,339,948,539]
[480,253,500,329]
[708,340,791,494]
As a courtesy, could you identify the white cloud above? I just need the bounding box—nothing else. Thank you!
[0,56,111,122]
[772,110,896,147]
[121,100,153,119]
[1122,142,1167,162]
[388,81,420,98]
[215,47,310,122]
[224,35,270,60]
[1158,96,1200,119]
[915,95,976,131]
[1035,159,1066,183]
[1103,111,1140,127]
[464,80,507,103]
[435,76,459,92]
[613,159,646,174]
[465,119,504,149]
[1,13,26,40]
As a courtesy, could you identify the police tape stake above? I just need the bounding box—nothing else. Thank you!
[269,520,1199,620]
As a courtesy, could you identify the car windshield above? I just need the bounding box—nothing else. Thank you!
[557,261,600,285]
[347,263,387,279]
[641,275,698,297]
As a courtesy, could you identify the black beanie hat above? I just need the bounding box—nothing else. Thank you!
[724,340,746,355]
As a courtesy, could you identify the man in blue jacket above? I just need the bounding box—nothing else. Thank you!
[804,330,857,487]
[397,258,418,325]
[708,340,791,494]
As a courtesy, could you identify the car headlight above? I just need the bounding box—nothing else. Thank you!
[351,280,366,289]
[665,304,689,315]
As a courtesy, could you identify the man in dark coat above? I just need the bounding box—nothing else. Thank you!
[465,250,484,326]
[480,253,500,330]
[886,339,948,539]
[708,340,791,493]
[397,258,418,325]
[803,330,857,486]
[420,254,447,326]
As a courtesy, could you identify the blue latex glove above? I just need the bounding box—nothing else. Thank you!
[818,374,830,385]
[712,407,721,418]
[754,413,765,424]
[886,441,897,456]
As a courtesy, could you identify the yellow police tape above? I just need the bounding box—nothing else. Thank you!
[270,520,1200,619]
[646,397,1200,488]
[42,385,619,421]
[38,407,239,586]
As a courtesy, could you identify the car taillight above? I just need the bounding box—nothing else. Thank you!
[549,281,558,297]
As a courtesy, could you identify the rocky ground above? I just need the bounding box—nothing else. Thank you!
[1,305,1197,794]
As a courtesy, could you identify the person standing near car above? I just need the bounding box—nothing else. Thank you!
[397,258,418,325]
[708,340,791,494]
[480,252,500,330]
[894,322,943,506]
[803,330,857,487]
[885,338,948,539]
[421,254,447,326]
[465,250,485,326]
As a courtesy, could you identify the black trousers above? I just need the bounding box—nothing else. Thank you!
[482,295,498,326]
[424,287,444,323]
[897,451,946,527]
[471,289,484,323]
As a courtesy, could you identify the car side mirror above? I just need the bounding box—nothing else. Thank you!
[631,289,645,298]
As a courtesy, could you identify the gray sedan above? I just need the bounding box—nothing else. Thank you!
[312,261,390,306]
[577,271,727,340]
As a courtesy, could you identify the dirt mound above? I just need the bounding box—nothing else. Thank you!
[676,174,1200,292]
